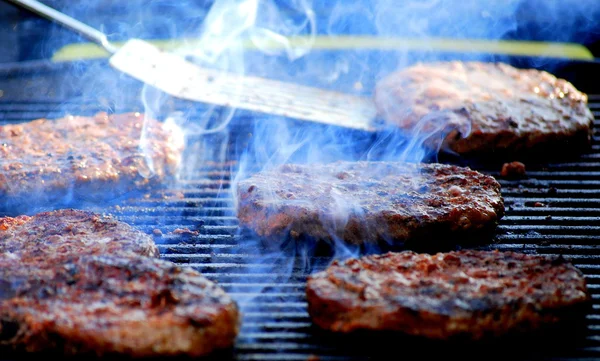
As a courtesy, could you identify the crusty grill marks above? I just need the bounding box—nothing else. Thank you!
[0,256,240,357]
[306,250,590,338]
[237,162,504,244]
[374,61,594,155]
[0,209,159,267]
[0,112,183,204]
[326,252,587,312]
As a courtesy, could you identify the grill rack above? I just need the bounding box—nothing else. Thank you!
[1,97,600,361]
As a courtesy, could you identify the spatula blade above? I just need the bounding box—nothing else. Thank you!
[109,39,378,131]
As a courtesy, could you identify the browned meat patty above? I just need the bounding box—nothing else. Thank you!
[500,161,527,178]
[0,255,240,357]
[236,161,504,245]
[374,61,594,157]
[0,112,184,211]
[306,250,590,340]
[0,209,159,272]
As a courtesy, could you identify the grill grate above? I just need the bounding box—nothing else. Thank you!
[2,98,600,361]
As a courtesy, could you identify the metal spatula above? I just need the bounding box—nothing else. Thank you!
[7,0,378,131]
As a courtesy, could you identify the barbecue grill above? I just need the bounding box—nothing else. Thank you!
[4,0,600,355]
[0,54,599,360]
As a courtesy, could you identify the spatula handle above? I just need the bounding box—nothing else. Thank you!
[6,0,117,54]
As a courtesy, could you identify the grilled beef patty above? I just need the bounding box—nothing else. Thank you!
[374,61,594,158]
[0,209,239,356]
[306,250,590,340]
[0,112,183,212]
[237,161,504,245]
[0,255,240,357]
[0,209,159,271]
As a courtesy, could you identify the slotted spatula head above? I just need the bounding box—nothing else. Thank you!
[8,0,378,131]
[110,39,378,131]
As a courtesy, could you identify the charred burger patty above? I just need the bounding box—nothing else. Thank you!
[237,161,504,245]
[306,250,590,340]
[374,61,594,157]
[0,112,183,212]
[0,209,240,357]
[0,208,159,270]
[0,255,240,357]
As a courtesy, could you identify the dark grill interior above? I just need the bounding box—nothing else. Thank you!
[2,69,600,360]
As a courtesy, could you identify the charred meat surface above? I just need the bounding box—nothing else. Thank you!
[237,161,504,245]
[500,161,527,178]
[0,255,240,357]
[374,61,594,158]
[0,112,184,211]
[0,209,159,272]
[306,250,590,340]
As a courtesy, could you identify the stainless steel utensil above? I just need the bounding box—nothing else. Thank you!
[7,0,378,131]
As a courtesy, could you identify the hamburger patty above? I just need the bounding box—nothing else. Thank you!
[0,209,239,356]
[237,161,504,245]
[0,255,240,357]
[0,112,184,212]
[306,250,590,340]
[374,61,594,157]
[0,209,159,271]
